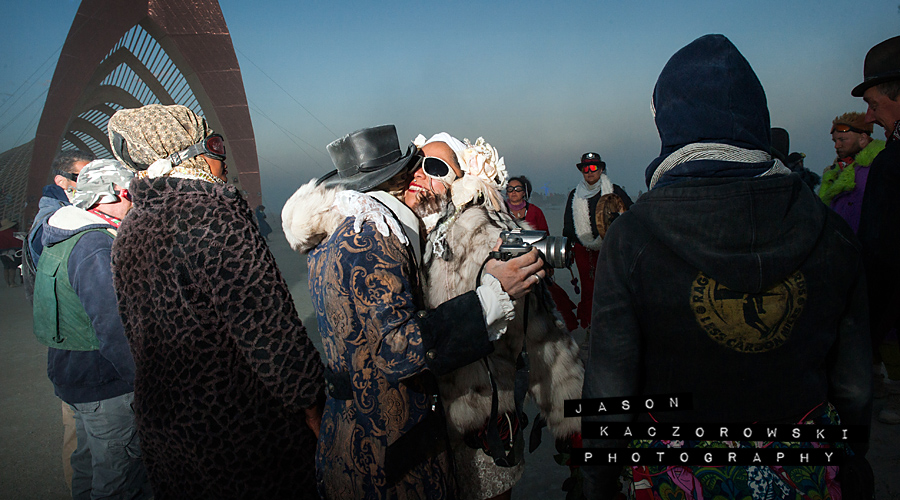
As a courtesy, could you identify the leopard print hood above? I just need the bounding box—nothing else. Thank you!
[281,180,345,254]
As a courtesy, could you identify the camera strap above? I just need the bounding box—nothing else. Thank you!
[481,294,532,467]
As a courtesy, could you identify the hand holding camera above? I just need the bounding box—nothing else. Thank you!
[490,229,573,269]
[484,241,544,300]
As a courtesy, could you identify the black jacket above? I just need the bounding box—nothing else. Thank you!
[858,137,900,331]
[582,174,872,494]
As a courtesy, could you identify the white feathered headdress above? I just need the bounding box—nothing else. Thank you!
[453,137,508,211]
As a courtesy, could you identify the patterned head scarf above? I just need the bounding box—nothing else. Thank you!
[72,159,135,209]
[108,104,218,181]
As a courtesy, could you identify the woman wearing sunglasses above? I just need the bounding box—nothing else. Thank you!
[505,176,548,234]
[105,104,324,499]
[505,176,578,332]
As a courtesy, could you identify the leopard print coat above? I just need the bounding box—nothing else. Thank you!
[111,176,324,499]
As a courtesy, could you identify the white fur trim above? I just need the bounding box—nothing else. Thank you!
[572,173,612,250]
[281,180,344,254]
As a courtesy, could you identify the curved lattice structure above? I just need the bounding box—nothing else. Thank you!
[23,0,261,223]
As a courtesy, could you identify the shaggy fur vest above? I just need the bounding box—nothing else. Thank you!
[422,206,583,441]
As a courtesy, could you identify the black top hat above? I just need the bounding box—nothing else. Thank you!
[577,151,605,168]
[852,35,900,97]
[319,125,420,192]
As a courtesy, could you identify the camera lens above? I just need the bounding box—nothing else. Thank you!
[532,236,572,268]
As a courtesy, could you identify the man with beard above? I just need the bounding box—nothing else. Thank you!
[282,125,545,499]
[563,153,633,329]
[411,133,582,500]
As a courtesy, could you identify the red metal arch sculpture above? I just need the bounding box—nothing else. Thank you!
[25,0,261,221]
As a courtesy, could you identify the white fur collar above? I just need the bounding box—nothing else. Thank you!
[281,181,421,263]
[572,174,612,250]
[281,180,345,254]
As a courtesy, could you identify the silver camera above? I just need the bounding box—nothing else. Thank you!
[491,229,572,269]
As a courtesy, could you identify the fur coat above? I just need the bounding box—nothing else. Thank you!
[423,205,583,498]
[111,176,325,499]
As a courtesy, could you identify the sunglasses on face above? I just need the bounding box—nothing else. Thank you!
[422,156,457,184]
[114,189,131,201]
[580,163,602,173]
[830,123,868,135]
[55,170,78,182]
[506,186,525,193]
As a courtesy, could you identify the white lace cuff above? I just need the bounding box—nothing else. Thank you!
[476,274,516,341]
[334,190,408,246]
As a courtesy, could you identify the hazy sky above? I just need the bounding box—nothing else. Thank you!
[1,1,898,213]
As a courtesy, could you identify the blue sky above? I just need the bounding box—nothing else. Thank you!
[1,1,898,211]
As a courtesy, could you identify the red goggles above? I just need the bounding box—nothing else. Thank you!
[199,134,226,160]
[830,123,868,135]
[580,163,602,173]
[167,134,227,166]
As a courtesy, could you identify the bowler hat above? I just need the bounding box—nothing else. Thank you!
[852,35,900,97]
[577,152,605,169]
[319,125,420,193]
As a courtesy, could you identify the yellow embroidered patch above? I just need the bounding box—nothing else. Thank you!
[691,271,806,353]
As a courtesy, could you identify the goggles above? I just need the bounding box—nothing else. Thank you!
[506,186,525,193]
[421,156,457,184]
[169,134,226,165]
[111,132,226,170]
[579,163,602,173]
[830,123,868,135]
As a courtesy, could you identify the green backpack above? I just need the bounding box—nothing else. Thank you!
[33,228,114,351]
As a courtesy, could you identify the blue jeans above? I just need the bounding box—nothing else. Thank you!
[69,392,152,500]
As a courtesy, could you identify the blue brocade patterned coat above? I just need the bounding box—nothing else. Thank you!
[283,183,493,500]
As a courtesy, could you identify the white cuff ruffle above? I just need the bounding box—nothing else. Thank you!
[476,273,516,341]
